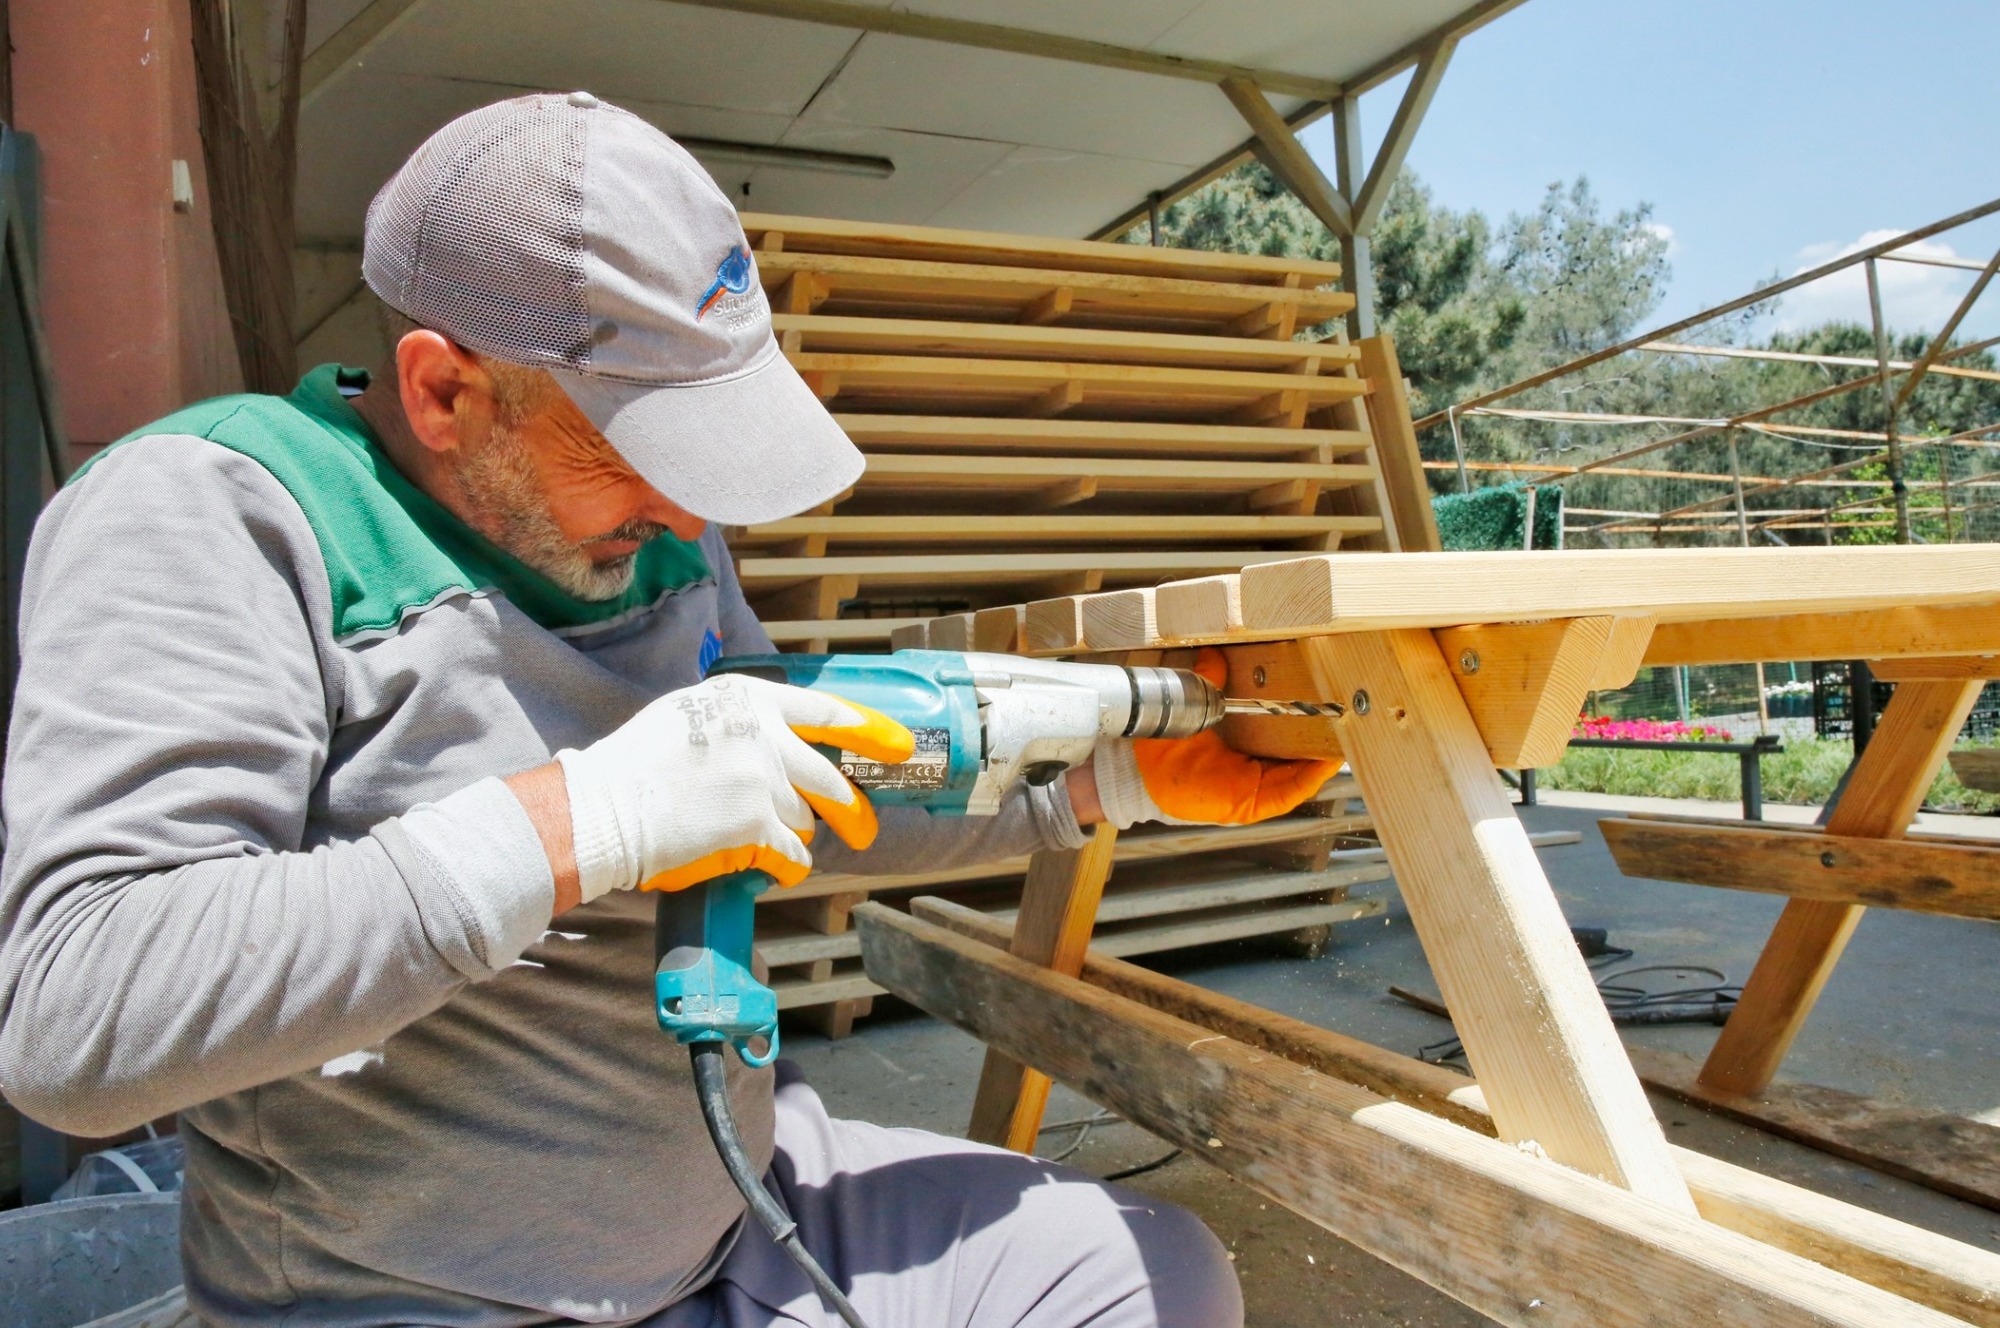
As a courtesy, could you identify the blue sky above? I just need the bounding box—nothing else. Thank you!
[1302,0,2000,340]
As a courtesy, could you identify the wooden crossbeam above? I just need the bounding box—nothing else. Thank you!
[1646,604,2000,667]
[912,896,2000,1327]
[1599,817,2000,919]
[854,905,1964,1328]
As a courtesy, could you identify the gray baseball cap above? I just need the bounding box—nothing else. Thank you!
[361,91,861,525]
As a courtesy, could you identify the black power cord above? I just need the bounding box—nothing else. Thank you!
[689,1044,872,1328]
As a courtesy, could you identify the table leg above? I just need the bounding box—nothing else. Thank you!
[1698,679,1982,1097]
[966,823,1119,1151]
[1311,629,1695,1211]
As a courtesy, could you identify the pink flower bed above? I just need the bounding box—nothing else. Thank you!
[1572,715,1730,743]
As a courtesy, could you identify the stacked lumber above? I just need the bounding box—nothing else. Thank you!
[730,213,1411,648]
[757,781,1386,1037]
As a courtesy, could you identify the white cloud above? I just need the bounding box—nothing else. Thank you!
[1642,221,1676,255]
[1771,229,1985,334]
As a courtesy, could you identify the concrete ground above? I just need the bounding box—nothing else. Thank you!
[782,793,2000,1326]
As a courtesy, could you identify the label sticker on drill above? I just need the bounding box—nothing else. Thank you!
[841,726,951,790]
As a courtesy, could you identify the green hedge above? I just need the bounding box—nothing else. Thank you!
[1539,736,2000,814]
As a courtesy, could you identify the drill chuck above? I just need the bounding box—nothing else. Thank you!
[1118,664,1224,740]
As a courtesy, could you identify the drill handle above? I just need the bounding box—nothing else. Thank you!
[654,870,781,1066]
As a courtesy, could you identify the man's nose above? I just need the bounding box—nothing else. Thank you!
[638,488,707,542]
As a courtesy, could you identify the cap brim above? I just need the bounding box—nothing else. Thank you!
[549,345,863,526]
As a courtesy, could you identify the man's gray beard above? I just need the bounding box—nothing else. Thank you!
[455,423,668,601]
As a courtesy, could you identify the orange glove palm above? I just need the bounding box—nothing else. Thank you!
[1095,649,1340,827]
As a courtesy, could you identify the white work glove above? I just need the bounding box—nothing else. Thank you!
[556,674,915,904]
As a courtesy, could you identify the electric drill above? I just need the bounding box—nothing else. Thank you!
[651,649,1225,1328]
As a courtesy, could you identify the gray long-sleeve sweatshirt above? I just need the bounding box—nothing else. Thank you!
[0,365,1086,1325]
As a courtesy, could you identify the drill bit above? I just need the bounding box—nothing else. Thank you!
[1222,697,1346,718]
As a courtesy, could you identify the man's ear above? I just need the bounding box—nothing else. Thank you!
[394,330,494,455]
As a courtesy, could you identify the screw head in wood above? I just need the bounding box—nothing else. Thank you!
[1352,689,1371,715]
[1820,850,1837,868]
[1252,665,1268,687]
[1459,649,1481,674]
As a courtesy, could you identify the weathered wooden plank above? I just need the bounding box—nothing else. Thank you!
[965,826,1118,1152]
[1699,680,1984,1097]
[855,453,1379,498]
[1308,629,1694,1209]
[1238,547,2000,637]
[1951,747,2000,793]
[788,352,1372,412]
[854,905,1962,1328]
[913,895,2000,1328]
[1637,1046,2000,1215]
[739,550,1299,596]
[1600,817,2000,919]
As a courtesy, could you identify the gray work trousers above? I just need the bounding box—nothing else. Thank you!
[647,1065,1242,1328]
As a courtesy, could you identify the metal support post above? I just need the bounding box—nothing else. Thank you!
[1862,259,1913,543]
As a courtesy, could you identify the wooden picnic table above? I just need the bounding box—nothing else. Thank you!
[854,544,2000,1328]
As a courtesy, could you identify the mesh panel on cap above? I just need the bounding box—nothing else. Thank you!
[362,96,594,368]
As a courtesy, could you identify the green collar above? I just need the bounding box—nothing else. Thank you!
[91,364,713,640]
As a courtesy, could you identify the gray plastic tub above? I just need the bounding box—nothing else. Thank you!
[0,1193,184,1328]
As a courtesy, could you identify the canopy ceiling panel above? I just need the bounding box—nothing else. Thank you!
[294,0,1522,244]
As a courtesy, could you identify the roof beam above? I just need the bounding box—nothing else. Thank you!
[664,0,1343,100]
[1352,34,1455,233]
[301,0,428,105]
[1088,0,1524,242]
[1219,77,1351,238]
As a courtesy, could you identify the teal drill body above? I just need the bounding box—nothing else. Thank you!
[653,651,988,1063]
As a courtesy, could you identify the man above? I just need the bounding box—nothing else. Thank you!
[0,94,1334,1326]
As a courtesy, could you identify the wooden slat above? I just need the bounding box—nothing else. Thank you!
[737,550,1299,596]
[1239,547,2000,639]
[730,512,1377,549]
[914,895,2000,1328]
[1699,680,1985,1097]
[774,313,1359,373]
[764,616,927,647]
[1636,1046,2000,1215]
[1599,817,2000,919]
[753,251,1354,330]
[789,352,1371,415]
[854,452,1379,499]
[835,413,1373,460]
[740,211,1343,286]
[854,906,1962,1328]
[966,826,1118,1152]
[1310,628,1694,1209]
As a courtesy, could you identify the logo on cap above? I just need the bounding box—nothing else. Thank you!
[696,246,754,321]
